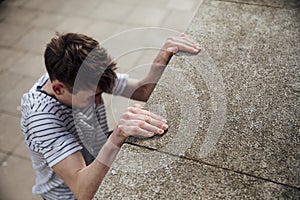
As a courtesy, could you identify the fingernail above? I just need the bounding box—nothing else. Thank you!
[158,129,164,134]
[162,124,168,130]
[162,118,167,123]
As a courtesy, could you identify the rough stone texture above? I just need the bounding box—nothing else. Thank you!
[130,0,300,188]
[94,144,300,199]
[94,0,300,198]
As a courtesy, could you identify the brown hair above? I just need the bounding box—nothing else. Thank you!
[44,33,117,94]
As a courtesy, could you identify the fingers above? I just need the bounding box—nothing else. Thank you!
[117,105,168,138]
[174,40,200,54]
[118,124,156,138]
[133,104,144,110]
[166,46,179,55]
[164,34,201,55]
[128,106,167,123]
[174,37,201,53]
[129,113,168,130]
[119,119,165,136]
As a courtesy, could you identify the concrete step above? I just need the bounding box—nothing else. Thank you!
[94,0,300,199]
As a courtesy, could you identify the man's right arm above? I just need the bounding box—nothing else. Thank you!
[52,150,109,200]
[52,104,168,200]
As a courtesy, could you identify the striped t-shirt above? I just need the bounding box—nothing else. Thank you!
[20,73,128,200]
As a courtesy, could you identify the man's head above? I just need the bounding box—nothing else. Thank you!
[44,33,117,107]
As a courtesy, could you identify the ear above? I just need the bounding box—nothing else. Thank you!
[52,82,65,95]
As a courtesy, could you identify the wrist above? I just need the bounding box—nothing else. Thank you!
[109,127,127,148]
[96,138,120,167]
[154,50,173,66]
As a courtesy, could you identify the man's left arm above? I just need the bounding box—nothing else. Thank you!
[120,33,201,102]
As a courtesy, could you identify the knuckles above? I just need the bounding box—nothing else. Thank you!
[116,124,127,137]
[117,106,165,137]
[132,126,140,134]
[165,38,175,46]
[137,120,145,127]
[121,111,132,120]
[118,118,126,125]
[166,36,175,42]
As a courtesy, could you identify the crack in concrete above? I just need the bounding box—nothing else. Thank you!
[126,141,300,191]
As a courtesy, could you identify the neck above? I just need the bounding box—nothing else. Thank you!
[42,79,73,107]
[42,79,56,97]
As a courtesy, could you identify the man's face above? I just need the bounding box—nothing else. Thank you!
[72,90,96,108]
[63,89,101,108]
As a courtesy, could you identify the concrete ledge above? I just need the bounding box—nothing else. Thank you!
[94,0,300,198]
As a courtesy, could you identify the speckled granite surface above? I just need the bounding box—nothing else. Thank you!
[94,144,299,200]
[94,0,300,198]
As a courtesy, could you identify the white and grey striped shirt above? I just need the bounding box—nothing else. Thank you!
[20,73,128,200]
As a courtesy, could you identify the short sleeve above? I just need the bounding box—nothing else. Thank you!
[112,73,128,96]
[25,112,82,167]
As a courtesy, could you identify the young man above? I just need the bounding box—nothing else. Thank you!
[20,32,200,200]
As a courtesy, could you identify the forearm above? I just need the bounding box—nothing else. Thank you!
[122,34,200,102]
[136,66,165,101]
[71,133,126,200]
[142,48,172,85]
[53,104,167,200]
[131,51,172,101]
[75,159,109,200]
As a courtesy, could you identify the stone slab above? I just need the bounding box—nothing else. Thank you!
[0,151,7,164]
[0,22,31,47]
[0,48,24,72]
[55,16,92,34]
[0,155,40,200]
[13,139,31,160]
[167,0,199,11]
[0,6,38,25]
[13,28,54,54]
[0,113,23,152]
[83,20,121,43]
[90,2,135,23]
[0,71,23,100]
[54,0,100,17]
[124,6,167,27]
[127,0,300,188]
[0,72,37,115]
[94,144,300,199]
[31,12,65,29]
[9,52,46,78]
[161,10,196,32]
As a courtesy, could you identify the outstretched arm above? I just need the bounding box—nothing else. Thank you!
[121,33,201,102]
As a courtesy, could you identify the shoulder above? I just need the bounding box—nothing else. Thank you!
[21,108,76,154]
[21,92,69,118]
[112,73,129,95]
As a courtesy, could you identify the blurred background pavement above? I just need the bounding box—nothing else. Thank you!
[0,0,200,199]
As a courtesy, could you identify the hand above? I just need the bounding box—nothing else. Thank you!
[114,104,168,139]
[156,33,201,65]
